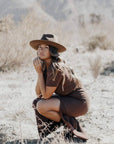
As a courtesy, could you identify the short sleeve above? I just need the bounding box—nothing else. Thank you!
[46,69,63,87]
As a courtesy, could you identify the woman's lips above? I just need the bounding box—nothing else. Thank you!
[39,54,44,56]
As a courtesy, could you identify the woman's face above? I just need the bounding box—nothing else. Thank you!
[37,44,51,60]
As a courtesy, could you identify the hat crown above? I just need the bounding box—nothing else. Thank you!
[41,34,58,43]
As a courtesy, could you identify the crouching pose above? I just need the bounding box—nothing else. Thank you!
[30,34,90,142]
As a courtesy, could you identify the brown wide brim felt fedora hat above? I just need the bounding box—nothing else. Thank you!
[29,34,66,52]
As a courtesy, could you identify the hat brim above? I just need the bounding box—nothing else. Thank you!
[29,40,66,52]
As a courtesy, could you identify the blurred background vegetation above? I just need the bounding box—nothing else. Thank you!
[0,0,114,74]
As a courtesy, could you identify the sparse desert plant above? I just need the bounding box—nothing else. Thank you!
[89,13,102,24]
[79,20,114,51]
[0,133,7,144]
[87,34,114,51]
[89,55,101,79]
[87,35,106,51]
[0,15,15,32]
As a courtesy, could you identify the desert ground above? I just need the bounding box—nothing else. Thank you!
[0,48,114,144]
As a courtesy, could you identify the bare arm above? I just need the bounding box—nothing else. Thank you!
[35,76,42,98]
[38,72,56,99]
[33,57,56,99]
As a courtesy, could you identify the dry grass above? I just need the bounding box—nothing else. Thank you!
[0,4,114,73]
[79,20,114,51]
[88,55,102,79]
[0,4,114,72]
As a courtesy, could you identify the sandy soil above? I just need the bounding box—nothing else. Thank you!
[0,49,114,144]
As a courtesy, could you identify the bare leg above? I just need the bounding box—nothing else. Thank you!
[41,110,61,122]
[36,98,61,122]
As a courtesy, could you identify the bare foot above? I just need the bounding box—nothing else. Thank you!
[73,129,88,140]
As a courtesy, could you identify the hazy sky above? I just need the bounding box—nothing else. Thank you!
[11,0,37,8]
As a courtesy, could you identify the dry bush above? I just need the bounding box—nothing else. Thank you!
[0,4,70,72]
[1,4,114,72]
[0,15,15,32]
[87,34,114,51]
[89,55,101,79]
[89,13,102,24]
[79,20,114,51]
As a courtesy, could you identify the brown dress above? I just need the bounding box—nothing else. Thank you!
[32,62,90,141]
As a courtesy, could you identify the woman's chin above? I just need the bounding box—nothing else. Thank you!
[39,56,50,60]
[38,56,45,60]
[39,57,45,60]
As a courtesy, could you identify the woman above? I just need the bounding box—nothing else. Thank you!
[30,34,90,142]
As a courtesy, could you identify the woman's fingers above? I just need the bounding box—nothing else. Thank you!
[35,59,38,66]
[33,57,42,73]
[33,57,40,66]
[37,94,42,98]
[33,58,37,65]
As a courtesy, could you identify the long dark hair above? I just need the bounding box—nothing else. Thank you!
[48,45,61,80]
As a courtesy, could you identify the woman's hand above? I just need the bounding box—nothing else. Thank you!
[33,57,42,73]
[37,94,42,98]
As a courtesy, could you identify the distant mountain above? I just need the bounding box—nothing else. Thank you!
[0,0,114,22]
[0,0,30,22]
[40,0,114,20]
[0,0,55,23]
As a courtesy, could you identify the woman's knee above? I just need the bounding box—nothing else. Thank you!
[36,98,60,114]
[36,100,46,115]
